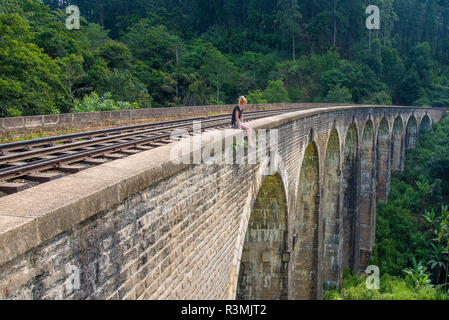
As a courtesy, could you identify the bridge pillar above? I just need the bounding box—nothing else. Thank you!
[405,115,418,150]
[294,142,320,300]
[322,130,341,288]
[420,114,431,133]
[359,120,375,270]
[236,174,289,300]
[342,123,360,274]
[391,116,404,171]
[376,119,391,202]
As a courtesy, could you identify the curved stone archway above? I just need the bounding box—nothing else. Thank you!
[420,114,432,133]
[391,116,404,171]
[322,130,341,287]
[228,152,290,300]
[405,115,418,149]
[236,173,289,300]
[376,118,390,202]
[342,123,359,273]
[359,119,375,269]
[294,142,320,299]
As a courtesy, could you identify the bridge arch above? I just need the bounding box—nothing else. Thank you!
[391,116,404,171]
[294,141,320,299]
[405,115,418,149]
[236,173,289,300]
[341,122,359,273]
[376,118,390,202]
[420,114,432,133]
[359,119,375,269]
[229,153,289,300]
[322,129,341,287]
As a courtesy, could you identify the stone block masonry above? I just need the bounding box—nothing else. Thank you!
[0,105,445,300]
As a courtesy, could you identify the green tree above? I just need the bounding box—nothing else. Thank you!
[276,0,302,60]
[403,257,433,288]
[122,21,181,72]
[58,54,85,105]
[323,84,353,103]
[99,41,133,70]
[0,13,68,116]
[262,79,290,103]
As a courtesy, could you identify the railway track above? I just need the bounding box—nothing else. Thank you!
[0,107,307,196]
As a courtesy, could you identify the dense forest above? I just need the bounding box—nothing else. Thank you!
[1,0,449,117]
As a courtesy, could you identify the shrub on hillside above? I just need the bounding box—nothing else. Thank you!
[72,92,139,113]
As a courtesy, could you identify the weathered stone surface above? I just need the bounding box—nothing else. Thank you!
[322,129,341,286]
[237,174,288,300]
[0,105,445,300]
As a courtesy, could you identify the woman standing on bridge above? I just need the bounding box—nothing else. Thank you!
[231,96,255,148]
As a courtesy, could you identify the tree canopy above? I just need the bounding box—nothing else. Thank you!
[1,0,449,115]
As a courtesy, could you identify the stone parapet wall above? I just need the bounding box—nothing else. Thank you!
[0,103,315,134]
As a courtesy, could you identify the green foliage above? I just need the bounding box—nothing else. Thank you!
[99,41,133,70]
[262,79,291,103]
[373,115,449,291]
[246,79,290,104]
[320,68,348,97]
[72,92,139,113]
[403,257,433,288]
[247,90,268,104]
[122,21,181,72]
[324,273,449,300]
[6,107,22,117]
[362,91,393,105]
[0,11,67,116]
[427,242,447,273]
[323,84,353,103]
[3,0,449,114]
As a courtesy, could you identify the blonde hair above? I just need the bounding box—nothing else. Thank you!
[238,96,247,105]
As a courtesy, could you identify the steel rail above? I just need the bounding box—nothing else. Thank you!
[0,107,303,152]
[0,107,307,164]
[0,109,298,181]
[0,115,218,152]
[0,116,230,164]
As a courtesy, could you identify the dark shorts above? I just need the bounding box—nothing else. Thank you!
[232,123,239,129]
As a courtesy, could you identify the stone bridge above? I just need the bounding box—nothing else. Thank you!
[0,105,445,300]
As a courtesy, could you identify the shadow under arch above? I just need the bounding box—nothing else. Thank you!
[342,122,360,273]
[359,119,375,270]
[322,129,341,287]
[420,114,432,133]
[294,141,320,299]
[236,172,289,300]
[391,116,404,171]
[376,118,390,202]
[405,115,418,149]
